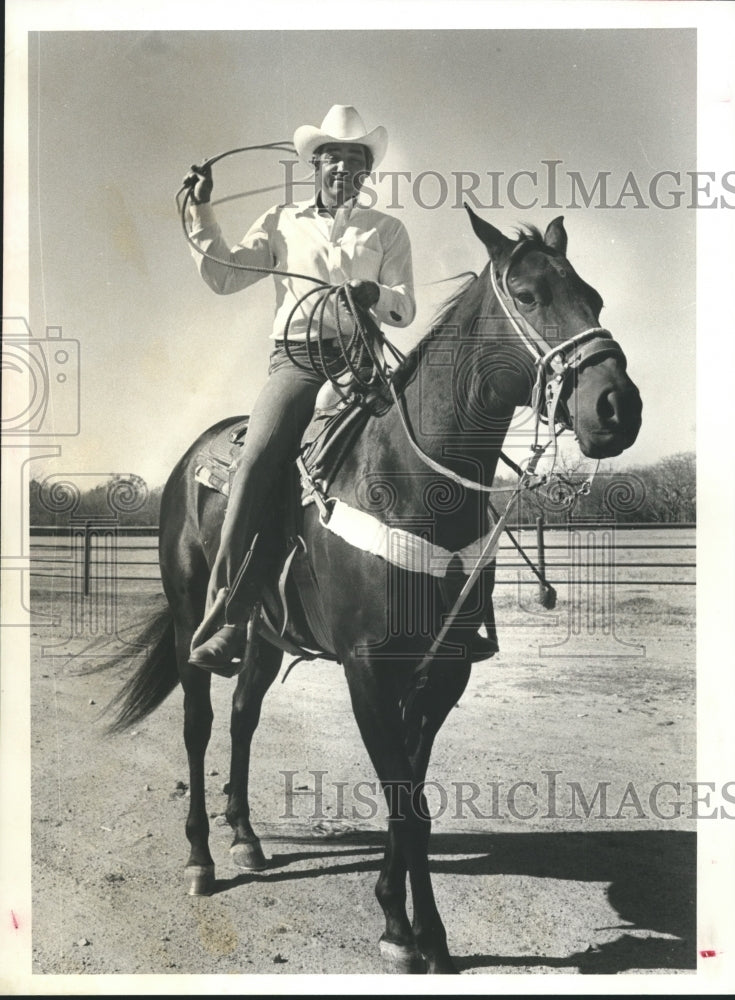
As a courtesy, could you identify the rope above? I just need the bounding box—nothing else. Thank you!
[486,498,551,589]
[407,480,524,690]
[176,142,330,287]
[176,141,401,396]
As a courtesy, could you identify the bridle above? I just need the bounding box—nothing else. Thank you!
[390,241,627,501]
[490,240,627,447]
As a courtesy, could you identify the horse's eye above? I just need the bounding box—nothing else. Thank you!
[515,291,535,306]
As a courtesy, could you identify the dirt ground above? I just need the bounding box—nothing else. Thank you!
[27,580,697,980]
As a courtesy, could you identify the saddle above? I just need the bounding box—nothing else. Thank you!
[192,397,374,662]
[192,388,500,666]
[193,394,374,505]
[193,417,250,497]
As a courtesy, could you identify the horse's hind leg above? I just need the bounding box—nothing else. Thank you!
[226,636,282,870]
[176,628,217,895]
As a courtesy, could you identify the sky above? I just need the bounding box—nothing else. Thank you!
[3,12,726,492]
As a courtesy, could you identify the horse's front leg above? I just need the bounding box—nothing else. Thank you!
[375,821,425,973]
[226,636,282,870]
[404,657,472,960]
[344,661,457,975]
[177,628,216,895]
[374,660,472,973]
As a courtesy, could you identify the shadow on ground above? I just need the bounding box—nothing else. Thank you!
[218,827,695,974]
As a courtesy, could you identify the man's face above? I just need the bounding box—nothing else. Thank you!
[314,143,370,207]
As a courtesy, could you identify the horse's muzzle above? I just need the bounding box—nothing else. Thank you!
[576,380,643,458]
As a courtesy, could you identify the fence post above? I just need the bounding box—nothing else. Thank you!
[83,520,92,597]
[536,514,546,605]
[538,516,645,659]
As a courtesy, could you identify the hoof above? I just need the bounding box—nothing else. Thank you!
[185,863,215,896]
[230,840,268,871]
[428,958,459,974]
[379,936,426,974]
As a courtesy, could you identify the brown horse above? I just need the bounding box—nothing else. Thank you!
[106,209,642,973]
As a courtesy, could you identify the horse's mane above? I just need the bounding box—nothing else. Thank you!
[431,271,481,330]
[389,272,483,393]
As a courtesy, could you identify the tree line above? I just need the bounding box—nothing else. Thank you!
[29,476,164,527]
[496,451,695,525]
[28,452,695,528]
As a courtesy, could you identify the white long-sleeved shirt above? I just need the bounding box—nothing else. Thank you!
[187,198,416,341]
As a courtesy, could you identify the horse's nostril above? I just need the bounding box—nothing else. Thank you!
[599,390,621,427]
[600,386,642,431]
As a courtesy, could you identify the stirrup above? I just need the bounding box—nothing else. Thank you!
[191,587,229,653]
[188,623,248,676]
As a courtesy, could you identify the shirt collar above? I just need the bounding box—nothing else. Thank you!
[294,193,359,218]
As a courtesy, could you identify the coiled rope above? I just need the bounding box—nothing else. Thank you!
[175,142,403,401]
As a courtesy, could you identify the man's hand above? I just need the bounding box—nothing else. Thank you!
[347,279,380,310]
[182,161,213,205]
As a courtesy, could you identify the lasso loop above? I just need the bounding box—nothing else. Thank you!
[279,281,400,397]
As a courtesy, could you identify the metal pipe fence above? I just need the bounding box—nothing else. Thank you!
[29,519,696,591]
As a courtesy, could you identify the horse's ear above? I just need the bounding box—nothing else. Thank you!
[464,204,514,261]
[544,216,568,255]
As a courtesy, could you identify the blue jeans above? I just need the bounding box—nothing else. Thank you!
[207,342,340,610]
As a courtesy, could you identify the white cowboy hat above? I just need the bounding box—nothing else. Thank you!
[293,105,388,168]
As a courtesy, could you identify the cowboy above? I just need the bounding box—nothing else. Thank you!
[184,104,498,671]
[184,105,417,670]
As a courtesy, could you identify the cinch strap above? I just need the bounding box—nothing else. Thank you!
[321,498,502,578]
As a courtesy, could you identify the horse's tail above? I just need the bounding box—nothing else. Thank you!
[102,607,180,735]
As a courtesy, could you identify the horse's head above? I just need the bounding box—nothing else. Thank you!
[466,207,642,458]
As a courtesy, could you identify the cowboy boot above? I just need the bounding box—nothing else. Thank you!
[188,621,249,676]
[189,540,262,674]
